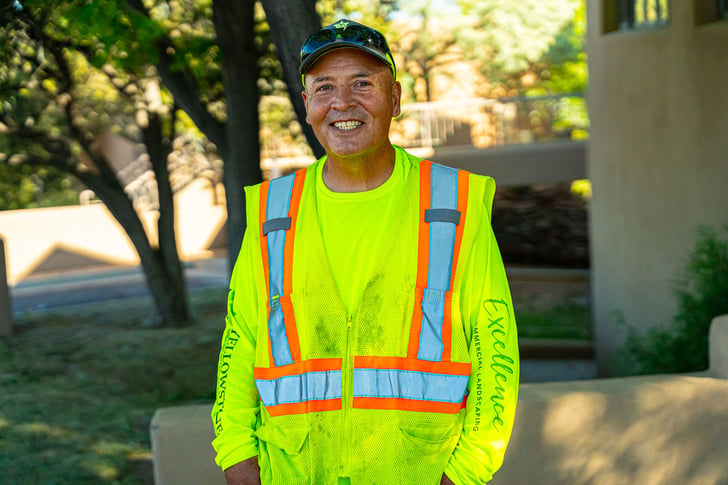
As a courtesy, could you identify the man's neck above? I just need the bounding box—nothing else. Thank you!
[322,144,396,193]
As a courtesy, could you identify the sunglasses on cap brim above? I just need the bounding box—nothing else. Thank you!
[299,22,396,85]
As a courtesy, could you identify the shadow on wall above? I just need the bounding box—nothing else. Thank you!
[491,374,728,484]
[202,218,227,254]
[25,243,133,276]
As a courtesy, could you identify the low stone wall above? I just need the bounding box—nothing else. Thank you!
[150,315,728,485]
[491,374,728,484]
[150,404,225,485]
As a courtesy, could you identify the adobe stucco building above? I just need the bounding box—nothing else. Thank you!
[586,0,728,374]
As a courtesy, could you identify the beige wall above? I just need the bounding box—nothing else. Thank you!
[586,1,728,374]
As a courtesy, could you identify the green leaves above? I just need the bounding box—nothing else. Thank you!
[618,226,728,374]
[0,158,79,210]
[456,0,586,96]
[44,0,164,70]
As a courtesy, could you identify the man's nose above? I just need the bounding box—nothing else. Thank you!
[331,88,356,111]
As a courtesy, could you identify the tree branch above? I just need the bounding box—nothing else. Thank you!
[259,0,324,158]
[2,123,74,162]
[22,19,125,188]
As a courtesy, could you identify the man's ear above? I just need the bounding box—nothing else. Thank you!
[302,90,312,125]
[391,81,402,118]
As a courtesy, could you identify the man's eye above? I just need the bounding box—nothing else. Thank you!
[355,81,371,87]
[316,85,332,92]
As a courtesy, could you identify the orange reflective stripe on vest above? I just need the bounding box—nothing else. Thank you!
[408,160,470,363]
[358,161,471,414]
[257,169,343,416]
[258,169,306,366]
[253,358,343,417]
[352,356,470,413]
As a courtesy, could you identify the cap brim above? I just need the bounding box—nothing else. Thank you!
[299,42,392,76]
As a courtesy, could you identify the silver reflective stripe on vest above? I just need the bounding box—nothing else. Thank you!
[418,163,461,361]
[256,370,343,406]
[424,208,461,225]
[265,173,297,366]
[352,368,468,403]
[262,217,291,236]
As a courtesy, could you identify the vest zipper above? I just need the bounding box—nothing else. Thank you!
[341,313,354,477]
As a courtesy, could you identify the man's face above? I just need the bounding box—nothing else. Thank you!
[302,48,401,163]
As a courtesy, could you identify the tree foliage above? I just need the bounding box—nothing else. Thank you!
[317,0,397,29]
[0,162,78,210]
[456,0,585,97]
[391,0,460,102]
[619,226,728,375]
[0,1,193,327]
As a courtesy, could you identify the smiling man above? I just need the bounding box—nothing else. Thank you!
[211,19,519,485]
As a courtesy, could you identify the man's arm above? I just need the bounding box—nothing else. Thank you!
[224,456,261,485]
[211,206,264,472]
[444,190,520,484]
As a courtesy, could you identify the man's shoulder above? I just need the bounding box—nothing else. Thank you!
[244,159,322,193]
[396,146,493,183]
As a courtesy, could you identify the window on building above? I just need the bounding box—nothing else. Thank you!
[618,0,670,29]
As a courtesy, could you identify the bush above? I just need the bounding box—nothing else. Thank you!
[618,225,728,374]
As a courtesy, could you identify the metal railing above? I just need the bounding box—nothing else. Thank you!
[261,93,588,178]
[390,93,588,151]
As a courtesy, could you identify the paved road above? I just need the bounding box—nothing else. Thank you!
[10,258,229,315]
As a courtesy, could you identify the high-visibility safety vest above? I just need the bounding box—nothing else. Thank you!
[236,154,498,484]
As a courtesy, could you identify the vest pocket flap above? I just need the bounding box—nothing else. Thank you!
[399,422,459,454]
[255,423,309,456]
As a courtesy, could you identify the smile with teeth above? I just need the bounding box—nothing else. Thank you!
[333,120,362,131]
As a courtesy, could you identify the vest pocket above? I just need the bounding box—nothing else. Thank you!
[398,417,460,455]
[255,421,311,484]
[397,417,460,483]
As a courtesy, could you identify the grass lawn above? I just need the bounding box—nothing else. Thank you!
[0,286,590,484]
[0,289,226,484]
[516,302,591,340]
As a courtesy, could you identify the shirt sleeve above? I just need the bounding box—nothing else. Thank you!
[444,182,520,484]
[210,210,263,470]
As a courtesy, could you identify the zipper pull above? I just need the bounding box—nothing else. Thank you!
[346,314,353,330]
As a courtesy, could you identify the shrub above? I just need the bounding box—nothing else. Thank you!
[618,225,728,374]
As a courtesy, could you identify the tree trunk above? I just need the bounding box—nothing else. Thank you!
[260,0,324,159]
[142,110,191,327]
[76,170,190,327]
[8,4,193,328]
[213,0,263,272]
[423,63,433,103]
